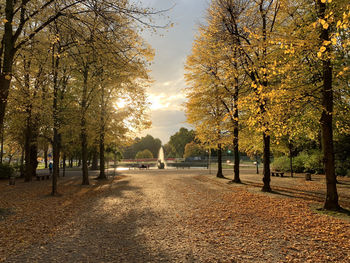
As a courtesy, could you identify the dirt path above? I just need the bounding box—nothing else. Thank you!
[5,170,350,262]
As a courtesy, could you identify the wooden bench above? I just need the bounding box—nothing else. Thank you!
[139,164,149,170]
[36,174,50,181]
[271,172,284,177]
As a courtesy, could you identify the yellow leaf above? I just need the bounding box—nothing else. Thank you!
[2,18,8,23]
[4,75,11,80]
[317,52,322,58]
[321,0,326,2]
[320,46,326,53]
[323,23,329,30]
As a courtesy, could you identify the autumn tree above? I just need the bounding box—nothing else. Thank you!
[0,0,166,135]
[167,128,196,158]
[135,149,153,159]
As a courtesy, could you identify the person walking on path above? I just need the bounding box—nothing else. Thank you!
[49,162,53,175]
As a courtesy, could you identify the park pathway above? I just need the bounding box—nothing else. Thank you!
[6,169,350,262]
[7,170,234,262]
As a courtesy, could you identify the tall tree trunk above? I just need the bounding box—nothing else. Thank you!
[98,130,106,179]
[233,132,240,183]
[232,76,240,183]
[260,6,271,192]
[262,132,271,192]
[44,148,48,168]
[20,146,25,178]
[24,116,33,182]
[91,146,98,170]
[317,0,339,210]
[0,1,15,132]
[0,76,11,133]
[289,142,293,178]
[217,144,224,178]
[81,122,89,185]
[51,43,60,196]
[97,84,107,180]
[29,139,38,177]
[52,129,60,195]
[81,67,89,185]
[0,125,4,164]
[62,152,66,177]
[24,124,38,181]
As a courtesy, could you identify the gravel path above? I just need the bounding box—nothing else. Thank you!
[5,169,350,262]
[7,170,232,262]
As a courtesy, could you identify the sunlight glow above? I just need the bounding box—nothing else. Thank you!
[115,98,128,109]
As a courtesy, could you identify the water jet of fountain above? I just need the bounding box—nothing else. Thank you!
[157,147,166,169]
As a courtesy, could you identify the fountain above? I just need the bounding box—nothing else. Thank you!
[157,147,166,169]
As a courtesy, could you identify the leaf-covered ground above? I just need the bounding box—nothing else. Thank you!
[1,169,349,262]
[0,172,123,261]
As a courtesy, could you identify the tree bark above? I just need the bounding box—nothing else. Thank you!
[232,78,240,183]
[81,67,89,185]
[20,146,25,178]
[217,144,224,178]
[24,115,33,182]
[317,0,339,210]
[0,125,4,164]
[91,147,98,170]
[0,76,11,133]
[81,117,89,185]
[97,83,107,180]
[62,152,66,177]
[52,129,60,195]
[51,43,61,196]
[0,1,15,132]
[289,143,293,178]
[262,132,271,192]
[44,148,48,168]
[98,130,106,179]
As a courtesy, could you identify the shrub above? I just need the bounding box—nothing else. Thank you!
[335,156,350,177]
[271,156,290,172]
[293,152,308,173]
[0,163,15,179]
[135,149,153,159]
[304,150,323,174]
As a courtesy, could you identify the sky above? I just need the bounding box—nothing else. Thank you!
[138,0,209,145]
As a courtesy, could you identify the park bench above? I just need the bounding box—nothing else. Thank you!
[271,171,284,177]
[139,164,149,170]
[36,174,50,181]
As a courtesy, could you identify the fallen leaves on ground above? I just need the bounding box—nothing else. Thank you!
[0,175,123,262]
[177,174,350,262]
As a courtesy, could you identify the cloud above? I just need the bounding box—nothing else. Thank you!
[141,109,193,144]
[148,92,186,111]
[136,0,208,143]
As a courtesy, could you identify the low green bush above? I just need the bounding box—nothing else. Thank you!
[271,156,290,172]
[0,163,15,179]
[304,150,323,174]
[272,150,324,174]
[293,152,308,173]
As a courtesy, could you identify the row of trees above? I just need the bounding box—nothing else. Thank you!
[0,0,163,194]
[122,128,196,159]
[185,0,350,210]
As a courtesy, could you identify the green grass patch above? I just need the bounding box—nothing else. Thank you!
[310,204,350,222]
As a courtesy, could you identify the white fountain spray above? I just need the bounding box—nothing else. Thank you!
[157,146,166,169]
